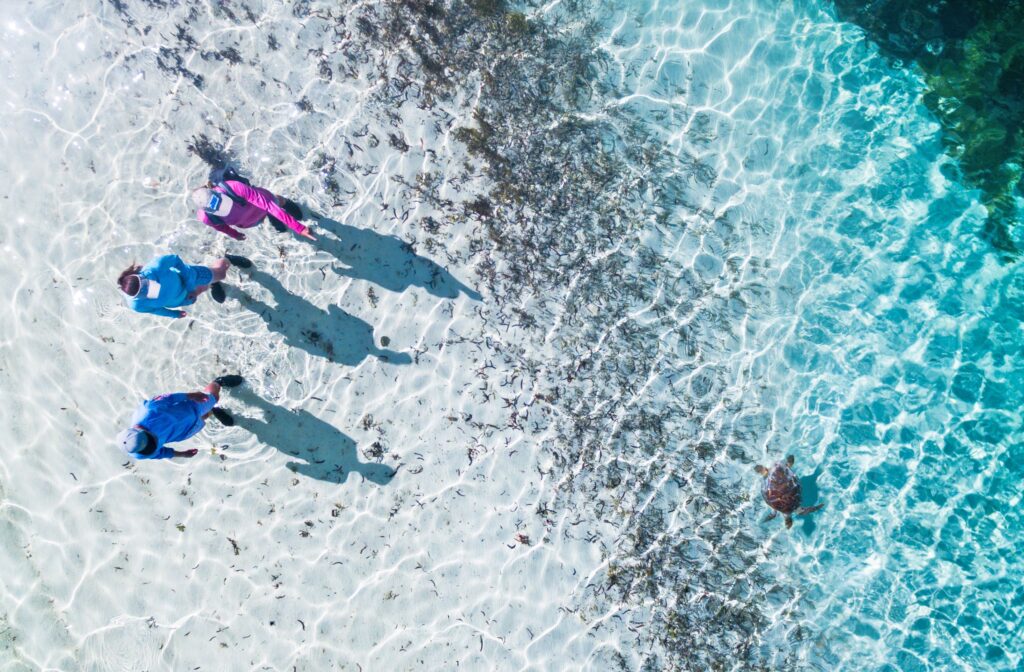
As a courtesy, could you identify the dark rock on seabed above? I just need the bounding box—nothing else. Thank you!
[833,0,1024,257]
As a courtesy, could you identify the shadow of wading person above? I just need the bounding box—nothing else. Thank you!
[229,268,412,366]
[232,389,396,485]
[311,215,481,301]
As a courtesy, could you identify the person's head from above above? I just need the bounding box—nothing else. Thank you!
[191,186,233,217]
[117,264,143,296]
[117,426,158,456]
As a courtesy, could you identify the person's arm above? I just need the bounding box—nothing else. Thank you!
[154,254,188,274]
[198,210,246,240]
[146,444,196,459]
[134,302,186,319]
[232,182,315,239]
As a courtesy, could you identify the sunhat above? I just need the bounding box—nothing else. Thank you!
[117,427,155,455]
[191,187,233,217]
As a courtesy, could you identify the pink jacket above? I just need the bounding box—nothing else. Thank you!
[197,180,306,239]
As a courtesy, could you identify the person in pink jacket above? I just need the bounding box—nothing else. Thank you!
[191,180,316,241]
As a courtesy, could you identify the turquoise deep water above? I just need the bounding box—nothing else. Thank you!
[595,0,1023,669]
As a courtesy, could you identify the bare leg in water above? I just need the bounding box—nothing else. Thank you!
[188,258,231,299]
[191,375,244,426]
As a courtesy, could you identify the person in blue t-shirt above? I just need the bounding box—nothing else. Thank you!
[117,375,244,460]
[116,253,252,318]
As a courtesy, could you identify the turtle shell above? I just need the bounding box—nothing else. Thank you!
[761,462,801,513]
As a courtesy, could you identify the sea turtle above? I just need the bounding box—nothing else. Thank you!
[754,455,824,529]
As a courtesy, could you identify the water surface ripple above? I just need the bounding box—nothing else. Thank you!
[0,1,1019,671]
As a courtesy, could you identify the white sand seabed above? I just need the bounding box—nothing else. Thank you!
[0,2,626,670]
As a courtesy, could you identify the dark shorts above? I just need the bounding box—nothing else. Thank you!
[181,264,214,289]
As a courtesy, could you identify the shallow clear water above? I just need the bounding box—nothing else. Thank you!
[0,0,1020,670]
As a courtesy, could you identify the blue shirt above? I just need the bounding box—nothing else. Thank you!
[127,255,193,318]
[129,392,216,459]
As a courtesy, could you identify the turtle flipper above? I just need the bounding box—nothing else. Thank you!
[786,454,795,467]
[797,503,824,516]
[763,510,778,522]
[784,515,793,529]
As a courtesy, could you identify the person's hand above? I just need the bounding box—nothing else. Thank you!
[177,310,187,318]
[299,227,316,241]
[176,449,199,458]
[235,233,247,241]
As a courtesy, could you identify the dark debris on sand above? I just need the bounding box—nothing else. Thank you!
[319,1,806,669]
[186,133,234,168]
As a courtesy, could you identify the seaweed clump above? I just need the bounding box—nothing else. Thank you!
[185,133,233,168]
[834,0,1024,256]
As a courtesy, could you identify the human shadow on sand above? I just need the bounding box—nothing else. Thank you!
[307,214,481,300]
[232,388,396,485]
[230,268,412,366]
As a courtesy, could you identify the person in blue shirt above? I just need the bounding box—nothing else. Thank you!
[117,375,243,460]
[116,253,251,318]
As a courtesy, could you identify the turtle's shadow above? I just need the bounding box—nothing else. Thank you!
[799,467,824,534]
[299,208,481,300]
[227,268,411,366]
[232,388,396,485]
